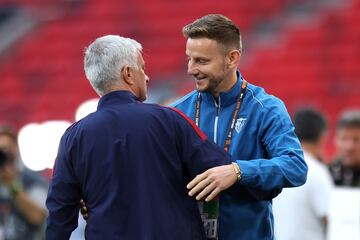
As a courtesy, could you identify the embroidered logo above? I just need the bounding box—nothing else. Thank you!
[235,118,247,133]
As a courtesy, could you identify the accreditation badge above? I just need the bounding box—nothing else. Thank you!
[198,198,219,239]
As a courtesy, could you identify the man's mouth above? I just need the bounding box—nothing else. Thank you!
[194,76,207,81]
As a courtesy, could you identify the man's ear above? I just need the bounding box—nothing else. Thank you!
[122,66,134,85]
[227,50,241,69]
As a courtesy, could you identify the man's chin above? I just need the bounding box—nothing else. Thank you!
[195,82,208,92]
[195,86,207,92]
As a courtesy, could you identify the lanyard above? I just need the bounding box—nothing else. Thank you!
[195,80,247,152]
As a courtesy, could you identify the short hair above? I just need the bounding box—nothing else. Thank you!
[84,35,142,96]
[182,14,243,53]
[294,108,327,143]
[0,125,17,143]
[337,110,360,129]
[0,148,14,167]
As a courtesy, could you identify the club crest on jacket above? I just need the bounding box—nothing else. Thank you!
[235,118,247,133]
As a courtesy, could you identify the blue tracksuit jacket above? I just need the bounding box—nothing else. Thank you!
[46,90,232,240]
[171,71,308,240]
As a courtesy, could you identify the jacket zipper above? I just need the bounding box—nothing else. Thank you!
[213,97,220,143]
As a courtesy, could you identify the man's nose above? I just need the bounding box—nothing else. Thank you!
[187,60,198,75]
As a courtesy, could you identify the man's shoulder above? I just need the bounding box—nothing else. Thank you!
[69,102,176,129]
[168,90,197,108]
[246,82,283,105]
[60,121,80,142]
[122,103,192,128]
[246,82,288,116]
[58,113,99,145]
[137,102,181,116]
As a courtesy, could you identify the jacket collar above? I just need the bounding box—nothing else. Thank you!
[97,90,139,110]
[201,70,245,106]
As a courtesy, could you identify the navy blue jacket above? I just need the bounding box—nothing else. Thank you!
[46,91,232,240]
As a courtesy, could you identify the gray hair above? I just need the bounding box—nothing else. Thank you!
[337,109,360,129]
[84,35,142,95]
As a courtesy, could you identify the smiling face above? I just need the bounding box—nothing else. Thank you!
[186,38,238,97]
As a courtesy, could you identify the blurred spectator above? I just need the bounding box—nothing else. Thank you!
[329,110,360,187]
[273,108,333,240]
[0,125,48,240]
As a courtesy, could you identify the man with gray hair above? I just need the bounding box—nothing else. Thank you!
[330,109,360,187]
[46,35,235,239]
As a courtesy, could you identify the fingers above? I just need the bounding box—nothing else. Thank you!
[205,187,221,202]
[187,165,238,201]
[188,177,211,197]
[79,199,89,221]
[80,199,85,207]
[187,172,208,190]
[191,181,221,202]
[194,182,217,200]
[80,205,88,215]
[187,169,219,200]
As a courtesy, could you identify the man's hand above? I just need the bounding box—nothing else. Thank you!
[187,164,238,202]
[80,199,88,221]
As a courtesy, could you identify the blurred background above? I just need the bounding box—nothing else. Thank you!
[0,0,359,166]
[0,0,359,239]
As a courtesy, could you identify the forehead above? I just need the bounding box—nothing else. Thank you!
[136,52,144,65]
[185,38,223,56]
[0,134,16,148]
[337,127,360,137]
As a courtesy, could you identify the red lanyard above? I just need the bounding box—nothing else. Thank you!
[195,80,247,152]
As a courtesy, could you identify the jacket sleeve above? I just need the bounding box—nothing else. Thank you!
[235,104,308,192]
[46,130,81,240]
[169,107,232,177]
